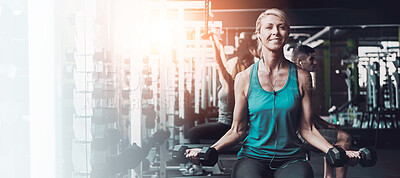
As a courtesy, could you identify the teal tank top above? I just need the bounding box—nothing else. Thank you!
[237,60,305,160]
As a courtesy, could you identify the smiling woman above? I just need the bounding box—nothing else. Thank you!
[184,8,355,178]
[227,9,317,178]
[255,9,290,53]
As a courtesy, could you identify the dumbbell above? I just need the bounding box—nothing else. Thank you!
[144,77,152,86]
[326,146,377,167]
[92,129,121,151]
[107,129,170,173]
[172,145,219,166]
[174,117,185,126]
[142,88,153,99]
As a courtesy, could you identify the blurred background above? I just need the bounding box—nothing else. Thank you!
[0,0,399,177]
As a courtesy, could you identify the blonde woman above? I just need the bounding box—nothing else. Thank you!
[186,8,360,178]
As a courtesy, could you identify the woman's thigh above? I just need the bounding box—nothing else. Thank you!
[188,122,230,139]
[231,158,273,178]
[274,160,314,178]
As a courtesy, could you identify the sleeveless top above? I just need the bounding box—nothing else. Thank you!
[217,83,234,125]
[237,60,305,160]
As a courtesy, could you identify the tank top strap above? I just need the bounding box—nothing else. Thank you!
[289,62,296,82]
[248,60,260,95]
[289,62,296,79]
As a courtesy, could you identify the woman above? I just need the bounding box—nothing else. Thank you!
[186,8,360,178]
[187,33,255,143]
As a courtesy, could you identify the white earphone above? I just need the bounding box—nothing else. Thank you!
[257,33,269,49]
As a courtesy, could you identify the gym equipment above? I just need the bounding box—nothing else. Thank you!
[107,129,170,173]
[97,71,115,79]
[144,76,152,86]
[145,117,156,129]
[200,0,210,40]
[65,48,75,61]
[359,147,378,167]
[63,64,74,79]
[120,103,130,115]
[63,83,74,99]
[90,168,108,178]
[326,146,347,167]
[142,66,152,75]
[121,90,129,100]
[199,147,219,166]
[142,88,153,99]
[143,56,149,64]
[143,104,156,129]
[142,104,156,119]
[172,145,189,163]
[333,52,400,131]
[172,145,219,166]
[326,146,377,167]
[174,117,185,126]
[92,129,121,151]
[92,108,118,124]
[107,143,144,173]
[93,49,105,61]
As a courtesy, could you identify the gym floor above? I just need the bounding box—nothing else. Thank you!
[166,147,400,178]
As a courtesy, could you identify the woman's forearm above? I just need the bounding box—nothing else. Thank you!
[300,126,333,154]
[211,128,245,152]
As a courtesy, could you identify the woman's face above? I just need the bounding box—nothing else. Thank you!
[258,15,289,52]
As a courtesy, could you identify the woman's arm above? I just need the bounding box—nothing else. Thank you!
[211,71,250,151]
[186,70,250,161]
[298,69,334,154]
[211,35,234,86]
[298,69,361,167]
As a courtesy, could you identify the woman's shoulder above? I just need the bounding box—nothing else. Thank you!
[234,66,253,97]
[234,63,255,88]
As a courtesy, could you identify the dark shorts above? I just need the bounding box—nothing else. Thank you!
[231,157,314,178]
[299,128,338,153]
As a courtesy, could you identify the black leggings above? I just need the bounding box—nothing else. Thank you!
[187,122,230,143]
[231,158,314,178]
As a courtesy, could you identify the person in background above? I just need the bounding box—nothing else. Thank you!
[183,32,256,176]
[187,33,256,144]
[291,45,353,178]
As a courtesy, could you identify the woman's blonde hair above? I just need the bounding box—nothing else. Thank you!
[255,8,290,34]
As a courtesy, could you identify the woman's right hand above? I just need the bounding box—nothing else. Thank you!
[185,148,202,164]
[345,150,361,167]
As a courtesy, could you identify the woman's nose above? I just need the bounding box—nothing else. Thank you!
[272,26,278,34]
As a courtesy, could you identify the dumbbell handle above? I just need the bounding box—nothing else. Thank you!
[327,146,377,167]
[173,146,218,166]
